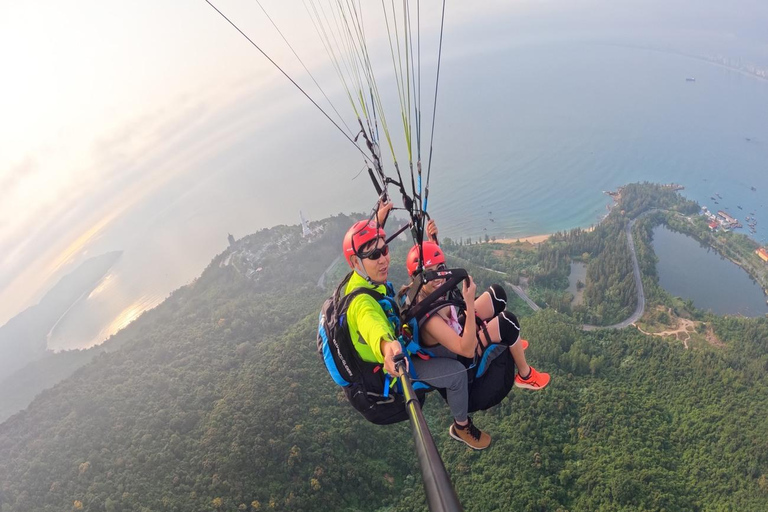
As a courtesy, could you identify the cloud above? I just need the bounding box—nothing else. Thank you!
[0,73,300,325]
[0,156,37,199]
[0,98,211,321]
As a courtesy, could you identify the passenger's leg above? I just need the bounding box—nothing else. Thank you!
[410,357,469,423]
[474,284,507,321]
[484,311,530,378]
[411,356,492,449]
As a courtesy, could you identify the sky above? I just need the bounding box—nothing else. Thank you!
[2,0,768,327]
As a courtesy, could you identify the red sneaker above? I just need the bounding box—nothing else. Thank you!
[514,366,550,390]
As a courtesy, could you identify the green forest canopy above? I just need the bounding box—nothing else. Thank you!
[1,186,767,512]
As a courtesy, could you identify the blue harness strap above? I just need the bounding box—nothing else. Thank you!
[475,342,509,378]
[364,282,435,394]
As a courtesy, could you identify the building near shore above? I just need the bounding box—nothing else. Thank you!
[717,210,737,224]
[757,247,768,263]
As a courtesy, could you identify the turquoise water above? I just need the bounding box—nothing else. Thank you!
[47,42,768,349]
[426,44,768,243]
[652,225,767,316]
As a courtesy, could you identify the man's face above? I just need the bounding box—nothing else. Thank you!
[354,238,389,282]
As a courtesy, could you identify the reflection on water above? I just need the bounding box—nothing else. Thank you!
[99,295,165,342]
[47,292,165,351]
[46,258,169,351]
[652,225,768,317]
[87,273,115,299]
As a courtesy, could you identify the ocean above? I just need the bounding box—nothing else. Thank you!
[426,43,768,243]
[45,41,768,350]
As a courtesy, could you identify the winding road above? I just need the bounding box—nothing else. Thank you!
[508,283,541,312]
[317,256,341,289]
[507,212,655,331]
[468,263,543,312]
[582,216,646,330]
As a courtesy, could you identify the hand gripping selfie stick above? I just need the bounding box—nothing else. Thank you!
[394,354,463,512]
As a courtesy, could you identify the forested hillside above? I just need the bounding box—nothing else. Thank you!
[1,201,767,512]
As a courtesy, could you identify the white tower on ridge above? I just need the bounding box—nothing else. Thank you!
[300,211,313,238]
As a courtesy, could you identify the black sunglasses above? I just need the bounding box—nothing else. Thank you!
[360,244,389,260]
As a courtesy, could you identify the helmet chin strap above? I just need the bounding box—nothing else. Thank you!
[353,259,385,286]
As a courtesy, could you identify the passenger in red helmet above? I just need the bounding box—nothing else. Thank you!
[406,240,445,276]
[403,219,550,450]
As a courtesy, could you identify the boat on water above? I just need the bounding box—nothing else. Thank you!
[751,186,757,191]
[738,206,743,210]
[711,196,717,200]
[686,77,696,82]
[716,193,723,199]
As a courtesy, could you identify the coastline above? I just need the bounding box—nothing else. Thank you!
[494,225,596,246]
[495,234,552,245]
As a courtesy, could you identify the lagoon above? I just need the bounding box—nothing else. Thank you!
[652,225,767,317]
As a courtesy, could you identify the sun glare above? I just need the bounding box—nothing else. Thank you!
[109,304,143,334]
[87,273,115,300]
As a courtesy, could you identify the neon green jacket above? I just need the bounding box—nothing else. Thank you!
[344,271,396,364]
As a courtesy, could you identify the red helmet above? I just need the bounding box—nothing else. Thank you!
[406,241,445,276]
[343,220,386,267]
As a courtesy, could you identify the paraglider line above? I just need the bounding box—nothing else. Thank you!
[254,0,353,136]
[424,0,445,209]
[204,0,373,165]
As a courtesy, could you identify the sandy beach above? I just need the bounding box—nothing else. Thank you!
[494,234,552,245]
[494,225,596,245]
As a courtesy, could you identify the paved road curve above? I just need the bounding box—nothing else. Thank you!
[582,216,646,331]
[317,256,341,289]
[394,211,653,330]
[508,282,541,312]
[503,211,656,331]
